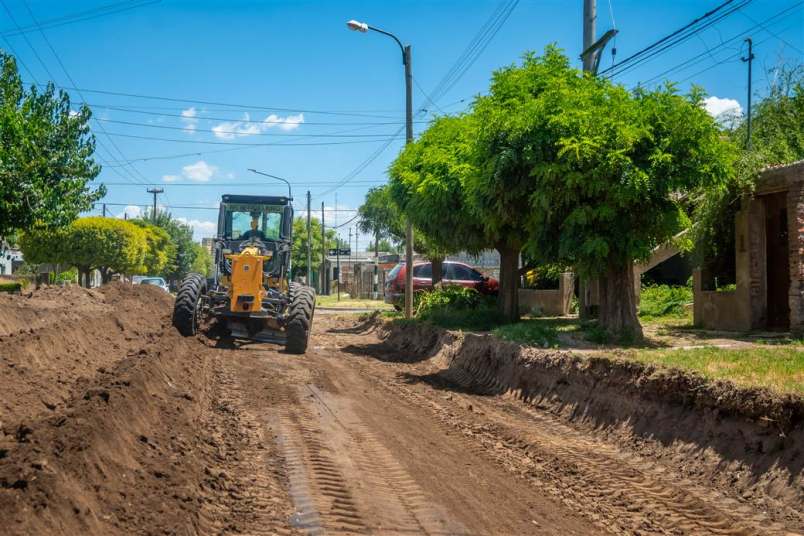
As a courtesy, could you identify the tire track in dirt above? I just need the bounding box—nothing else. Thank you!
[198,355,298,536]
[270,376,466,535]
[358,360,783,536]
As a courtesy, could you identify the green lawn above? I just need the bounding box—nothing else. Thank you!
[316,294,392,310]
[620,345,804,395]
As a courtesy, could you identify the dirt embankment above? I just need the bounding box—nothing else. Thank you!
[0,284,265,536]
[380,319,804,528]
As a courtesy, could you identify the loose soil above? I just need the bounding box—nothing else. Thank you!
[1,286,801,535]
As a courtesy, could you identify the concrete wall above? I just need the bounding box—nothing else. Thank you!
[519,272,574,316]
[694,160,804,334]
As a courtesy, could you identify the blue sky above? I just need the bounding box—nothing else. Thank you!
[3,0,802,245]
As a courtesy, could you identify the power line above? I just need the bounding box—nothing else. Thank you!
[80,103,429,126]
[640,2,802,86]
[599,0,753,79]
[99,180,386,187]
[94,117,406,137]
[1,1,160,38]
[100,131,404,146]
[32,84,410,119]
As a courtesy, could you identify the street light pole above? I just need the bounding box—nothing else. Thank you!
[247,168,293,200]
[347,19,415,318]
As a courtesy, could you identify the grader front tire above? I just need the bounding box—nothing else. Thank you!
[173,273,205,336]
[285,283,315,354]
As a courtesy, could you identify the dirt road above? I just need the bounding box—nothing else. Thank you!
[2,286,799,535]
[197,315,798,536]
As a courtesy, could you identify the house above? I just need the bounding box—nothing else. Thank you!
[693,160,804,333]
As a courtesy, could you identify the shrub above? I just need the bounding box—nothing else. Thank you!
[639,284,693,319]
[415,285,483,317]
[0,281,22,293]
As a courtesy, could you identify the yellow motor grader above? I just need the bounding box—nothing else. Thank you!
[172,194,315,353]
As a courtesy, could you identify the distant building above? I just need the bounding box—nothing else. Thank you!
[201,237,215,254]
[0,243,23,276]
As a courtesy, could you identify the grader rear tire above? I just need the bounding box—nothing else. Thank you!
[285,282,315,354]
[173,273,205,336]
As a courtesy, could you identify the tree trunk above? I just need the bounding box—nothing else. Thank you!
[598,260,643,341]
[431,257,444,286]
[100,267,112,284]
[496,244,520,322]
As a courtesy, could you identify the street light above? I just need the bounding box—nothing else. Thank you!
[247,168,293,200]
[346,19,415,319]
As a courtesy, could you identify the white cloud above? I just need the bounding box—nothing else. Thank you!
[211,112,304,139]
[181,106,198,133]
[176,218,217,241]
[181,160,217,182]
[264,112,304,132]
[117,205,142,219]
[162,174,180,182]
[703,96,742,120]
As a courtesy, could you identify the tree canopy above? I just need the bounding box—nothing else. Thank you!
[0,53,104,239]
[290,216,337,280]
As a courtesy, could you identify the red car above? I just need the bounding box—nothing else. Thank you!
[385,261,499,308]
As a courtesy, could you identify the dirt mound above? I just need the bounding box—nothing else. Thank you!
[0,283,230,535]
[0,283,173,426]
[380,320,804,530]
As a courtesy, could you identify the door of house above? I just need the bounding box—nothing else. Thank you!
[764,192,790,330]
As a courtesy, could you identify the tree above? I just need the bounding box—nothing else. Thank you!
[519,48,734,339]
[137,210,199,282]
[130,220,175,276]
[467,50,573,321]
[389,115,488,284]
[0,53,104,240]
[190,243,212,277]
[20,217,148,286]
[692,63,803,289]
[290,216,337,280]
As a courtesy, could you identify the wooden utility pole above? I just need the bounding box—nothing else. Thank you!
[147,187,163,223]
[579,0,597,320]
[741,38,755,149]
[582,0,596,72]
[306,191,312,288]
[320,202,326,295]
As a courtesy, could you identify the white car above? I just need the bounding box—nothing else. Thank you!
[136,277,170,293]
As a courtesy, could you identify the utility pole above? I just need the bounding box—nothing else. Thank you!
[321,202,326,295]
[348,227,353,297]
[346,19,414,317]
[580,0,596,320]
[403,44,414,319]
[335,192,340,301]
[582,0,596,72]
[146,187,163,223]
[306,191,312,288]
[741,38,755,149]
[373,227,379,300]
[102,203,107,217]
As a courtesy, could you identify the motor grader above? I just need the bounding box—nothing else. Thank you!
[172,194,315,353]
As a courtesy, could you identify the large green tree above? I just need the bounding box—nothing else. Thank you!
[389,115,488,284]
[520,48,735,338]
[138,210,200,282]
[0,53,104,240]
[467,49,573,321]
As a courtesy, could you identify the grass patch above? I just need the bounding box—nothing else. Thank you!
[0,281,22,293]
[419,306,506,331]
[493,320,560,348]
[622,345,804,394]
[316,294,392,310]
[639,284,693,320]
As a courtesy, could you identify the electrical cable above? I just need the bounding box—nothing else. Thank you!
[599,0,753,79]
[1,1,160,38]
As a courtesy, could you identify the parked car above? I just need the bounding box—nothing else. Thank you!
[385,261,498,308]
[136,276,170,293]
